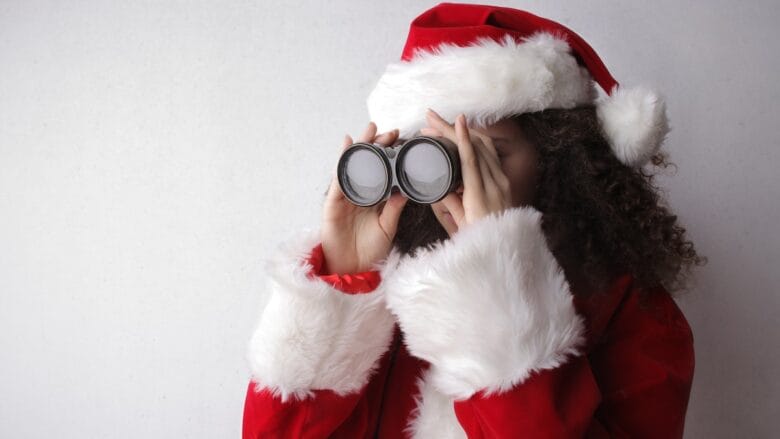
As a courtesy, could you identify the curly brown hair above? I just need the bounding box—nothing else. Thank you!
[511,105,707,299]
[390,105,707,302]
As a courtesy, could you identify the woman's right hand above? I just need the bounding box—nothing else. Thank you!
[320,122,408,275]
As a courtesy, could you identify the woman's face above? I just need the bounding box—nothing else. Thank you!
[430,117,539,237]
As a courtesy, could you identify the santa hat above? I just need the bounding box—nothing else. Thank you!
[366,2,670,168]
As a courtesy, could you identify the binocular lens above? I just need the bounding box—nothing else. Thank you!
[397,141,450,203]
[340,148,388,205]
[336,135,460,207]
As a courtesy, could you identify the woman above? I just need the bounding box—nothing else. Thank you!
[243,3,706,438]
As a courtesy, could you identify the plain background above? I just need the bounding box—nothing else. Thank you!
[1,0,778,437]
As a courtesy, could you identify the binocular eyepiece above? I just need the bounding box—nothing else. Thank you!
[337,135,462,207]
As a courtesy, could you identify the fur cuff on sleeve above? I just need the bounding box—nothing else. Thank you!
[384,206,587,400]
[246,228,401,403]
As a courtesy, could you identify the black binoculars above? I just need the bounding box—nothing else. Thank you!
[337,135,462,207]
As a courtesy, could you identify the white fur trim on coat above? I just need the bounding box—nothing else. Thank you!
[367,32,597,140]
[405,368,467,439]
[384,206,587,401]
[245,228,399,403]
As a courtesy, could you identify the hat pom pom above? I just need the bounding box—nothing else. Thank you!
[596,85,670,167]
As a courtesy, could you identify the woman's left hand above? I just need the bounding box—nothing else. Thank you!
[420,108,512,229]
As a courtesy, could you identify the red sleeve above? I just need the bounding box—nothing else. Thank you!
[587,285,695,437]
[243,367,395,439]
[242,382,364,439]
[452,354,601,438]
[304,242,382,294]
[242,242,391,438]
[451,285,695,439]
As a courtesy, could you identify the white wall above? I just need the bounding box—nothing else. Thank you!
[1,1,777,437]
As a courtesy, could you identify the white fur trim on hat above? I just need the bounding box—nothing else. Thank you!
[383,206,587,401]
[245,228,399,403]
[367,31,670,168]
[367,32,597,139]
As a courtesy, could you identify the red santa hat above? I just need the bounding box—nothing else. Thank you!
[366,2,670,168]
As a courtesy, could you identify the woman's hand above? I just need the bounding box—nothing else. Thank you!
[320,122,408,275]
[420,109,512,231]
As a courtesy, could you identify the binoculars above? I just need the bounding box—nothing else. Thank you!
[337,135,462,207]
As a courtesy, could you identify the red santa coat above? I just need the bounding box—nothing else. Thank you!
[243,206,695,438]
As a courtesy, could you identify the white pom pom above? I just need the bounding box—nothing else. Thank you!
[596,85,670,167]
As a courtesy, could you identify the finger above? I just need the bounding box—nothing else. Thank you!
[343,133,354,149]
[468,130,505,178]
[454,113,483,195]
[373,128,399,147]
[469,128,499,160]
[465,129,511,197]
[481,147,511,199]
[378,191,409,237]
[476,147,511,208]
[357,121,378,143]
[419,127,443,137]
[425,108,457,139]
[470,137,501,187]
[472,139,495,189]
[438,192,466,228]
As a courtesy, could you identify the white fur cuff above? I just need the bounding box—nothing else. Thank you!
[246,228,399,403]
[384,206,587,400]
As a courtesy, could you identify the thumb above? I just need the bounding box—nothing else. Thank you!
[378,192,408,236]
